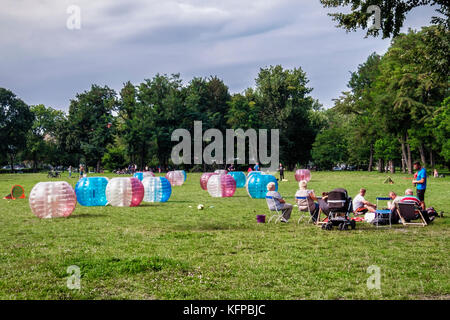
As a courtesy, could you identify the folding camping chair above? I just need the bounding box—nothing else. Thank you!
[266,196,283,223]
[396,202,427,227]
[295,196,314,224]
[374,197,393,228]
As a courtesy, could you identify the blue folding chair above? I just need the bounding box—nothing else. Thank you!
[266,196,283,223]
[375,197,393,228]
[295,196,314,224]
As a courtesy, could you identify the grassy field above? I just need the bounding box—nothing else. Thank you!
[0,171,449,300]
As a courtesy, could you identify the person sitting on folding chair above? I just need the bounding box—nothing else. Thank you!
[266,182,293,223]
[352,188,376,215]
[295,180,320,222]
[400,189,435,224]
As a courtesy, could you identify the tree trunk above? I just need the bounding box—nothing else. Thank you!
[389,160,395,174]
[9,154,15,174]
[96,159,101,173]
[368,144,374,172]
[430,148,434,168]
[399,133,412,174]
[419,143,426,167]
[377,158,384,173]
[406,139,412,174]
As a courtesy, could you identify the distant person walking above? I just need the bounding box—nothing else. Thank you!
[412,161,427,210]
[68,165,72,178]
[278,163,284,181]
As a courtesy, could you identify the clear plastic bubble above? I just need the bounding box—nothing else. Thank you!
[200,172,218,190]
[165,171,184,186]
[75,177,109,206]
[105,177,144,207]
[214,169,228,175]
[246,174,278,199]
[295,169,311,182]
[29,181,77,218]
[207,174,236,197]
[142,177,172,202]
[228,171,246,188]
[133,171,155,181]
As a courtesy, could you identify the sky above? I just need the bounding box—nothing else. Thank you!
[0,0,440,111]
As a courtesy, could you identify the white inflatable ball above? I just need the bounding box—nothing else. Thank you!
[165,171,184,186]
[105,177,144,207]
[29,181,77,218]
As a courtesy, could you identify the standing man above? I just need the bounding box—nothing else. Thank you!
[278,163,284,181]
[254,162,260,171]
[412,161,427,210]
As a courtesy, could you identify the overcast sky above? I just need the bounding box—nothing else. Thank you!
[0,0,439,111]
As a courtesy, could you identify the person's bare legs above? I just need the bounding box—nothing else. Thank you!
[365,205,376,213]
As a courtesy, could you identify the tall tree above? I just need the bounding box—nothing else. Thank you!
[67,85,117,172]
[25,104,66,170]
[0,88,34,172]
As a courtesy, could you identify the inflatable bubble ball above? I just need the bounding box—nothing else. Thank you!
[214,169,228,175]
[165,171,185,186]
[228,171,246,188]
[133,171,155,181]
[75,177,109,206]
[207,174,236,198]
[295,169,311,182]
[29,181,77,218]
[200,172,218,190]
[178,170,187,182]
[105,177,144,207]
[246,174,278,199]
[142,177,172,202]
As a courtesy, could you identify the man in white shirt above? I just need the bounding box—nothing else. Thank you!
[353,188,376,215]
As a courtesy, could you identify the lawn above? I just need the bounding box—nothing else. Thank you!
[0,171,448,300]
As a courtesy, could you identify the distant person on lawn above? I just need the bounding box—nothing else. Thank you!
[353,188,376,215]
[278,163,284,181]
[412,161,427,210]
[266,182,293,223]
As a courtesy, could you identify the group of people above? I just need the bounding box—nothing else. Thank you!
[266,179,320,223]
[265,161,437,225]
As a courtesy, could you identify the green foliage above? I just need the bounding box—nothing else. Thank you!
[0,88,34,171]
[102,144,128,171]
[311,126,348,170]
[320,0,449,38]
[66,85,117,170]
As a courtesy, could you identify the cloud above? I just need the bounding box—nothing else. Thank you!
[0,0,438,110]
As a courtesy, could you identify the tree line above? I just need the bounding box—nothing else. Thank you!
[1,27,448,173]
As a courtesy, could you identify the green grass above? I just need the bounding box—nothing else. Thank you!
[0,171,449,300]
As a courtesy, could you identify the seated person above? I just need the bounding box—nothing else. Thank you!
[387,191,403,210]
[266,182,293,223]
[295,180,320,222]
[385,191,402,224]
[399,189,435,224]
[353,188,376,215]
[318,192,330,217]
